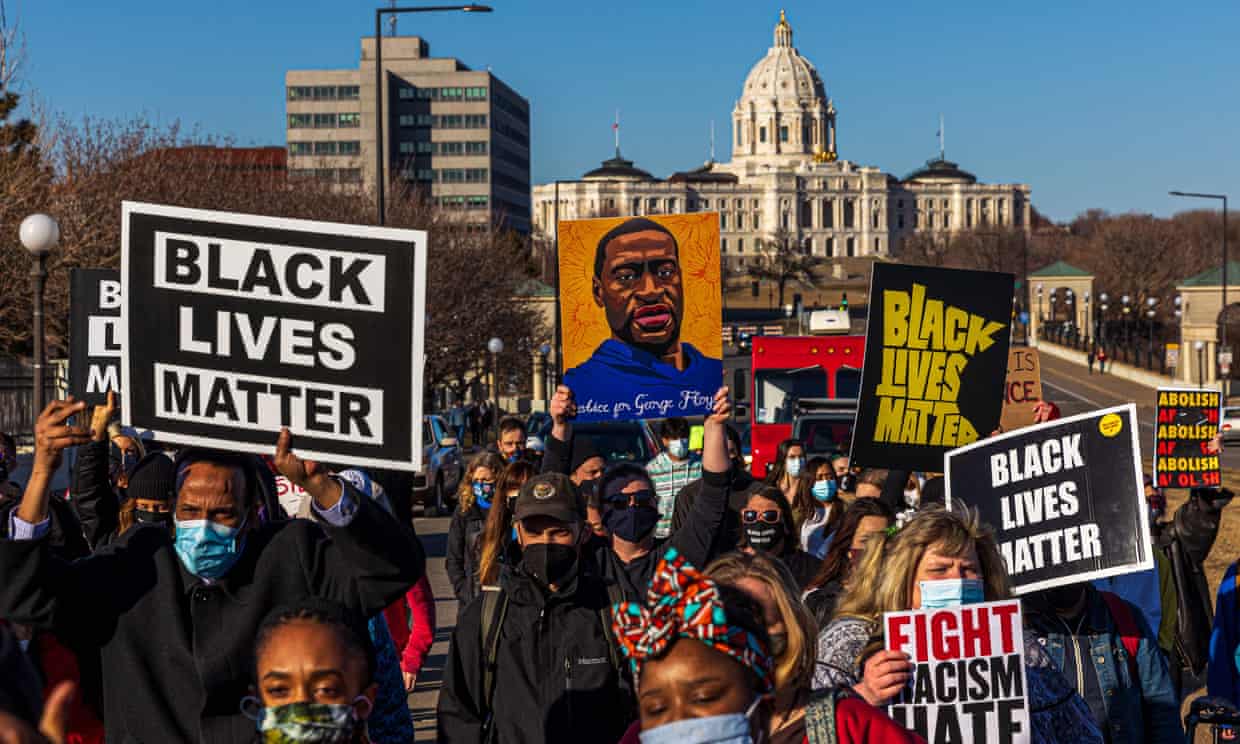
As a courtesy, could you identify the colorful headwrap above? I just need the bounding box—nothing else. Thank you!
[611,547,774,693]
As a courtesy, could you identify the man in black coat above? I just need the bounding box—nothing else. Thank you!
[437,471,635,743]
[0,398,424,744]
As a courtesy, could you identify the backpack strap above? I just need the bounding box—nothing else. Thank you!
[479,586,509,723]
[804,688,841,744]
[1100,590,1141,683]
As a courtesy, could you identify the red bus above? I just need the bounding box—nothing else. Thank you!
[744,330,865,478]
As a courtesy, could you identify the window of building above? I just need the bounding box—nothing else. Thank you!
[752,199,759,209]
[465,141,487,154]
[398,86,416,100]
[874,237,881,253]
[399,141,416,154]
[313,85,336,100]
[722,238,728,253]
[667,198,677,212]
[440,169,464,183]
[871,204,881,229]
[465,114,488,128]
[338,113,360,128]
[807,237,814,254]
[966,199,974,228]
[780,126,789,142]
[701,198,710,208]
[465,168,488,183]
[338,141,360,155]
[759,126,767,143]
[736,212,744,229]
[897,213,905,230]
[754,212,761,229]
[825,236,835,257]
[288,142,312,156]
[287,86,313,100]
[467,195,489,209]
[846,237,855,257]
[338,86,360,100]
[416,88,434,100]
[822,198,834,228]
[843,200,855,229]
[735,199,743,209]
[416,141,434,154]
[720,213,728,230]
[781,211,788,229]
[399,114,416,128]
[465,86,488,99]
[439,141,464,156]
[737,238,745,253]
[314,141,337,155]
[439,87,463,100]
[313,113,336,128]
[438,115,463,128]
[633,198,642,214]
[287,114,312,128]
[942,212,951,229]
[415,169,435,182]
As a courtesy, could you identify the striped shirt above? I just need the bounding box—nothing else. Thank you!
[646,451,703,538]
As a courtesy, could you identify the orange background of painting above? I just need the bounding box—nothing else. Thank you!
[558,213,722,371]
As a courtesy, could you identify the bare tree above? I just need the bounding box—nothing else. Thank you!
[747,228,819,307]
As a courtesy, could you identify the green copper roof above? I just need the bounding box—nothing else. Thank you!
[1030,260,1091,278]
[1180,262,1240,287]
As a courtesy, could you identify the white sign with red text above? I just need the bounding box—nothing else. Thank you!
[883,599,1030,744]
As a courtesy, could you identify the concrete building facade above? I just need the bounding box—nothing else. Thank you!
[287,36,531,233]
[532,11,1029,264]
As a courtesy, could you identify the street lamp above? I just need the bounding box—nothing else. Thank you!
[20,214,59,416]
[1036,283,1044,322]
[538,342,552,402]
[1170,191,1228,384]
[487,336,503,442]
[373,4,494,225]
[1145,297,1158,366]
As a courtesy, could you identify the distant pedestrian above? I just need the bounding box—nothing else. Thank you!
[1088,347,1096,374]
[1097,347,1108,374]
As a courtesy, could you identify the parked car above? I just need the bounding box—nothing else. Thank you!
[1222,406,1240,443]
[791,398,857,461]
[414,414,464,516]
[575,420,661,464]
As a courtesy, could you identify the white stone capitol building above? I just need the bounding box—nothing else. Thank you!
[532,11,1030,266]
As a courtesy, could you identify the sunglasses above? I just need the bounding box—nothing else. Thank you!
[741,509,781,524]
[604,489,655,510]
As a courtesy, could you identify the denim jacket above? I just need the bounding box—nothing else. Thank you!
[1028,588,1181,744]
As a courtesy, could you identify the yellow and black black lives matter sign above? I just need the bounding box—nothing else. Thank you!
[1155,387,1221,488]
[850,263,1014,473]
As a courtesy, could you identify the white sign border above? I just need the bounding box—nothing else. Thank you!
[120,200,427,472]
[945,402,1152,595]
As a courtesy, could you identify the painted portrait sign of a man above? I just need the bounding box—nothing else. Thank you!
[559,215,722,422]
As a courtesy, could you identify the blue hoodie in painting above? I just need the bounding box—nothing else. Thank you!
[563,339,721,422]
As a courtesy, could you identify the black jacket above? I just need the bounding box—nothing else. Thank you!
[543,432,731,601]
[1156,487,1232,674]
[437,566,635,744]
[446,504,488,608]
[0,486,424,744]
[671,465,763,555]
[68,440,120,549]
[780,548,823,590]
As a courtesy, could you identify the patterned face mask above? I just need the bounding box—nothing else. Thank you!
[251,699,369,743]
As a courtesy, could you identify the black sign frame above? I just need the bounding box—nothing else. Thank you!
[69,268,123,406]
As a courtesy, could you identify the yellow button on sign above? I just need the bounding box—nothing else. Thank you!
[1099,413,1123,438]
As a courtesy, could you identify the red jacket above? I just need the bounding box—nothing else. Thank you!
[32,631,105,744]
[382,574,435,675]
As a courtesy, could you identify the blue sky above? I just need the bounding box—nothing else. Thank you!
[18,0,1239,222]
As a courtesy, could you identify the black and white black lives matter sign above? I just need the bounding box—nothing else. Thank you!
[945,404,1151,594]
[70,268,122,405]
[121,202,426,471]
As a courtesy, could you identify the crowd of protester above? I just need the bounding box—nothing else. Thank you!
[5,381,1240,743]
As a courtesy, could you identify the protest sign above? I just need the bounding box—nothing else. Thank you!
[884,599,1029,743]
[558,213,722,422]
[1155,387,1221,488]
[1000,348,1042,432]
[121,202,426,471]
[850,262,1014,472]
[946,404,1151,593]
[69,268,123,405]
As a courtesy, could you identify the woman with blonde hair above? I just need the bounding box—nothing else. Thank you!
[814,505,1102,743]
[706,551,818,743]
[445,451,504,613]
[476,459,535,587]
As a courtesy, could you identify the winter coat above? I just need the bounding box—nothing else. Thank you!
[436,565,634,743]
[446,504,488,608]
[0,485,424,744]
[383,574,436,678]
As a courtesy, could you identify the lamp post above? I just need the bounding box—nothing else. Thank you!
[538,342,552,404]
[1065,288,1076,340]
[21,214,59,417]
[487,336,503,442]
[1145,297,1158,367]
[372,4,493,225]
[1036,283,1044,322]
[1098,292,1109,353]
[1170,191,1228,381]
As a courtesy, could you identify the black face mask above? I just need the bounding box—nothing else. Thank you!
[521,543,579,589]
[135,508,173,528]
[603,503,660,543]
[745,523,784,552]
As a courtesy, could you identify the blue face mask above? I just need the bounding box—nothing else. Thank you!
[174,518,246,580]
[667,439,689,459]
[918,578,985,609]
[812,479,837,503]
[473,481,494,509]
[784,457,804,478]
[639,697,760,744]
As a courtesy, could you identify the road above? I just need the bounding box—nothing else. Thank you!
[406,515,456,742]
[1038,351,1240,472]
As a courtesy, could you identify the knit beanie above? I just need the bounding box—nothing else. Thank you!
[127,452,176,504]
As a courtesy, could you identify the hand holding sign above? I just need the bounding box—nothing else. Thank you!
[550,384,576,442]
[90,390,118,442]
[19,398,91,525]
[274,427,342,510]
[855,649,914,707]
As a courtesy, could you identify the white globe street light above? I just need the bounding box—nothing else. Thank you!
[486,337,504,443]
[21,213,59,415]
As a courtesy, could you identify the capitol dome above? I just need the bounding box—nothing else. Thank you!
[732,10,837,167]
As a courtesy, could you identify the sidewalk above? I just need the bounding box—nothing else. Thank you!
[407,516,458,742]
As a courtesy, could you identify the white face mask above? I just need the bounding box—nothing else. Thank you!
[639,697,762,744]
[784,457,804,478]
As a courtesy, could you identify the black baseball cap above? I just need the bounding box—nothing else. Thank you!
[512,473,583,524]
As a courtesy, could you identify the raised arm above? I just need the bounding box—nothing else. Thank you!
[668,388,731,569]
[17,399,91,526]
[71,392,121,546]
[541,385,576,475]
